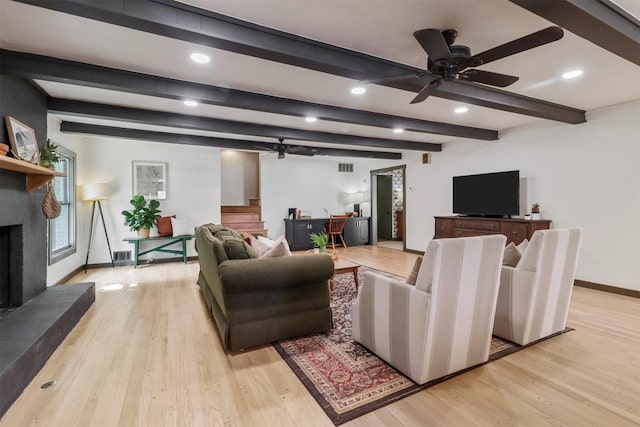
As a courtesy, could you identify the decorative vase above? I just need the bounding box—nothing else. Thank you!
[137,228,150,238]
[320,246,327,253]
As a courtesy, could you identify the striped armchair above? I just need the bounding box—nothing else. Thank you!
[493,228,583,345]
[351,234,506,385]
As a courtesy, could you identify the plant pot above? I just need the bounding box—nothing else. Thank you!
[531,213,540,220]
[137,228,150,238]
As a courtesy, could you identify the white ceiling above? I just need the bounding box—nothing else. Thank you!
[1,0,639,154]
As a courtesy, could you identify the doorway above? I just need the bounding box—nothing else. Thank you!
[370,165,406,251]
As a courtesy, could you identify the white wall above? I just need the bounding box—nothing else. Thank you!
[260,154,400,238]
[220,150,259,205]
[404,100,640,291]
[48,100,639,290]
[46,120,221,285]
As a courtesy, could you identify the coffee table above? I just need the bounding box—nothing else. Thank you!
[330,259,360,295]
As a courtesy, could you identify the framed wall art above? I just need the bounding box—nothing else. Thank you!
[132,161,167,200]
[5,116,40,164]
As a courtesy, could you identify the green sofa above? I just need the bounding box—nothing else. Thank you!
[195,224,334,352]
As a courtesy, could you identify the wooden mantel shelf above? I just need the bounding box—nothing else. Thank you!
[0,155,66,192]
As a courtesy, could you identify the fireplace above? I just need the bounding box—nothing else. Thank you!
[0,73,96,418]
[0,225,23,312]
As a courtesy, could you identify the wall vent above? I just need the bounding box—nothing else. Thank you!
[338,163,354,173]
[113,251,131,265]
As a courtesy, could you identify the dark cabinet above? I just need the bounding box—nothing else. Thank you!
[434,216,551,245]
[344,217,370,246]
[285,217,370,250]
[285,219,327,250]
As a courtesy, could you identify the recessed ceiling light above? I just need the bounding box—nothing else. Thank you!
[351,86,366,95]
[454,107,469,114]
[305,116,318,123]
[183,100,198,107]
[562,70,583,79]
[393,128,404,134]
[190,53,210,64]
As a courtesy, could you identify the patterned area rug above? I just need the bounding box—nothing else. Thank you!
[273,265,572,425]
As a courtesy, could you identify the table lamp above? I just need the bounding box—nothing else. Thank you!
[82,183,114,273]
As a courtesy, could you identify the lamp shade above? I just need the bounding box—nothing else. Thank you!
[82,183,110,201]
[342,191,366,204]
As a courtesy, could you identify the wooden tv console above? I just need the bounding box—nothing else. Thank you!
[434,216,551,245]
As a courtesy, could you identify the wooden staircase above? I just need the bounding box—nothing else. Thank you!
[221,202,268,237]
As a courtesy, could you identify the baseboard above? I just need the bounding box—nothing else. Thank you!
[404,248,425,255]
[54,266,85,285]
[56,257,199,284]
[574,279,639,298]
[88,256,199,269]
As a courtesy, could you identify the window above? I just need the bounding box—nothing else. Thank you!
[48,145,76,264]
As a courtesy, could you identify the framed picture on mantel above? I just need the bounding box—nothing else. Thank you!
[5,116,40,164]
[132,161,167,200]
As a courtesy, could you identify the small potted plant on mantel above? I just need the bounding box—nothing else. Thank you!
[531,203,541,220]
[39,139,60,169]
[310,232,329,253]
[121,195,161,238]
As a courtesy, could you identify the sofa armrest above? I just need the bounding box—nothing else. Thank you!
[218,254,334,293]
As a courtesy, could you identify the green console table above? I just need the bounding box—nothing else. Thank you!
[123,234,194,267]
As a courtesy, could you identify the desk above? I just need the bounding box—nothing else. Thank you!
[123,234,194,267]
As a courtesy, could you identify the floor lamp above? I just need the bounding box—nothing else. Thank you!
[82,183,114,273]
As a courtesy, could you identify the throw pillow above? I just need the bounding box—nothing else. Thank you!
[157,215,175,237]
[503,242,523,267]
[406,256,423,285]
[260,235,292,258]
[249,235,272,257]
[517,238,529,252]
[257,235,277,248]
[221,236,257,259]
[171,217,192,236]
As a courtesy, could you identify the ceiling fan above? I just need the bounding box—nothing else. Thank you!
[361,26,564,104]
[258,138,317,159]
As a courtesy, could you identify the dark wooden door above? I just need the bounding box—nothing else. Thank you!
[377,175,393,240]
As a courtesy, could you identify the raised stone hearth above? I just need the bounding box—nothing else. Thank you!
[0,283,95,417]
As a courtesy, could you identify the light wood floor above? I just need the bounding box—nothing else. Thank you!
[2,246,639,426]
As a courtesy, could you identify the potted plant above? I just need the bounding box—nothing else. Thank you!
[531,203,540,220]
[39,139,60,168]
[121,195,161,238]
[310,232,329,253]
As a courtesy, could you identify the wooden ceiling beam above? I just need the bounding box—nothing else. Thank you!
[58,123,403,159]
[49,99,442,152]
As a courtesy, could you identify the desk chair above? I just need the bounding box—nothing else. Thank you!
[327,214,348,250]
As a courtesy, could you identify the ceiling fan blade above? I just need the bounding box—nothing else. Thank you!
[286,145,306,153]
[410,78,442,104]
[472,26,564,66]
[285,145,317,156]
[292,150,316,157]
[459,69,519,87]
[413,29,452,61]
[359,72,423,85]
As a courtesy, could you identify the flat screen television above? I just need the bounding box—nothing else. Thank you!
[453,170,519,217]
